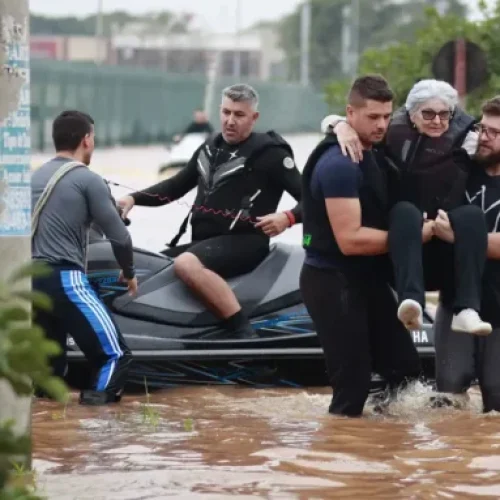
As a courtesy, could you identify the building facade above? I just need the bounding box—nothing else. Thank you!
[30,25,286,81]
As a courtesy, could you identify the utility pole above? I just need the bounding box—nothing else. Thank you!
[161,14,181,73]
[341,0,359,79]
[454,37,467,107]
[95,0,104,64]
[233,0,242,79]
[0,0,33,468]
[300,0,311,86]
[341,4,351,76]
[204,50,221,122]
[351,0,360,77]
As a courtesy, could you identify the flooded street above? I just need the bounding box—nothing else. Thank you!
[30,135,500,498]
[32,385,500,499]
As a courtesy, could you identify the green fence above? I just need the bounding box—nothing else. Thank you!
[30,59,328,151]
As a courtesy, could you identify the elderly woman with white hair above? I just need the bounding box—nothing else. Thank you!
[321,78,490,336]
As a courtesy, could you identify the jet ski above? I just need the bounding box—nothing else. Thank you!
[66,222,436,388]
[158,133,209,181]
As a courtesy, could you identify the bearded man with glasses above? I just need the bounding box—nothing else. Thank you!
[321,79,491,337]
[430,96,500,412]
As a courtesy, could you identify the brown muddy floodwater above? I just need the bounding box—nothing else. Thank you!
[32,384,500,499]
[30,142,500,498]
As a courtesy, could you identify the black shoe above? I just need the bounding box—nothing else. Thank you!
[79,390,122,406]
[429,395,463,409]
[233,323,259,340]
[370,386,399,414]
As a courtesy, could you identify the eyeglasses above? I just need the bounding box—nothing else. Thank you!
[475,123,500,141]
[420,109,452,121]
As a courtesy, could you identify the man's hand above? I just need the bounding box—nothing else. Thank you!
[255,212,290,237]
[336,122,364,163]
[422,219,435,243]
[119,271,138,296]
[434,209,455,243]
[118,195,135,219]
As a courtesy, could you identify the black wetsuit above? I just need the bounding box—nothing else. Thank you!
[131,131,302,279]
[435,166,500,412]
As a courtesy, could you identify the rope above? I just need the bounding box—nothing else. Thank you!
[105,179,258,224]
[31,160,90,269]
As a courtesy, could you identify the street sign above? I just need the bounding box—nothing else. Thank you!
[431,39,488,94]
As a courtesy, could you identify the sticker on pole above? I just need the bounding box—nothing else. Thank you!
[0,16,31,237]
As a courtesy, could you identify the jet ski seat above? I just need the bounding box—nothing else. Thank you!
[113,242,305,327]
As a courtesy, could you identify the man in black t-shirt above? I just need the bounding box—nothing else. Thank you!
[433,96,500,412]
[119,84,302,340]
[300,75,421,417]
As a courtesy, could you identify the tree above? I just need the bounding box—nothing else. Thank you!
[324,0,500,116]
[30,10,192,37]
[279,0,466,89]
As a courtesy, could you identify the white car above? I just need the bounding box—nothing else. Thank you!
[158,133,209,180]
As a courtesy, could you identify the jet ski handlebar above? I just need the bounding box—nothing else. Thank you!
[117,206,131,227]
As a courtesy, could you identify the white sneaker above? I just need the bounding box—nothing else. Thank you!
[451,309,492,336]
[397,299,423,330]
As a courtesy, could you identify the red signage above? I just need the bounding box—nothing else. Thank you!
[30,40,58,59]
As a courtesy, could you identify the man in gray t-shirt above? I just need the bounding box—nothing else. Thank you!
[32,110,137,405]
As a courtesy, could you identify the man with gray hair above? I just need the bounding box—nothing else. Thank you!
[118,83,302,339]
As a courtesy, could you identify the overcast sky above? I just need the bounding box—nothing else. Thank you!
[30,0,304,33]
[29,0,493,34]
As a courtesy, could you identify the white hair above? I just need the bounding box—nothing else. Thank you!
[222,83,259,110]
[405,79,459,115]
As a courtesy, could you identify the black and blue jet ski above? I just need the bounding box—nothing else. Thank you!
[66,224,435,389]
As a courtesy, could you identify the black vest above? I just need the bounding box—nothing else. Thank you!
[302,135,395,272]
[385,106,476,218]
[190,131,294,239]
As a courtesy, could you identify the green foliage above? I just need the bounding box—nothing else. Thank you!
[0,261,67,399]
[141,378,160,429]
[324,1,500,116]
[1,261,69,499]
[183,418,194,432]
[0,485,41,500]
[279,0,466,89]
[30,10,190,37]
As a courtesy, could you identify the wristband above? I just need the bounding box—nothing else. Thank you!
[284,210,295,227]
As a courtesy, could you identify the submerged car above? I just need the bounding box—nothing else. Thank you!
[157,133,209,181]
